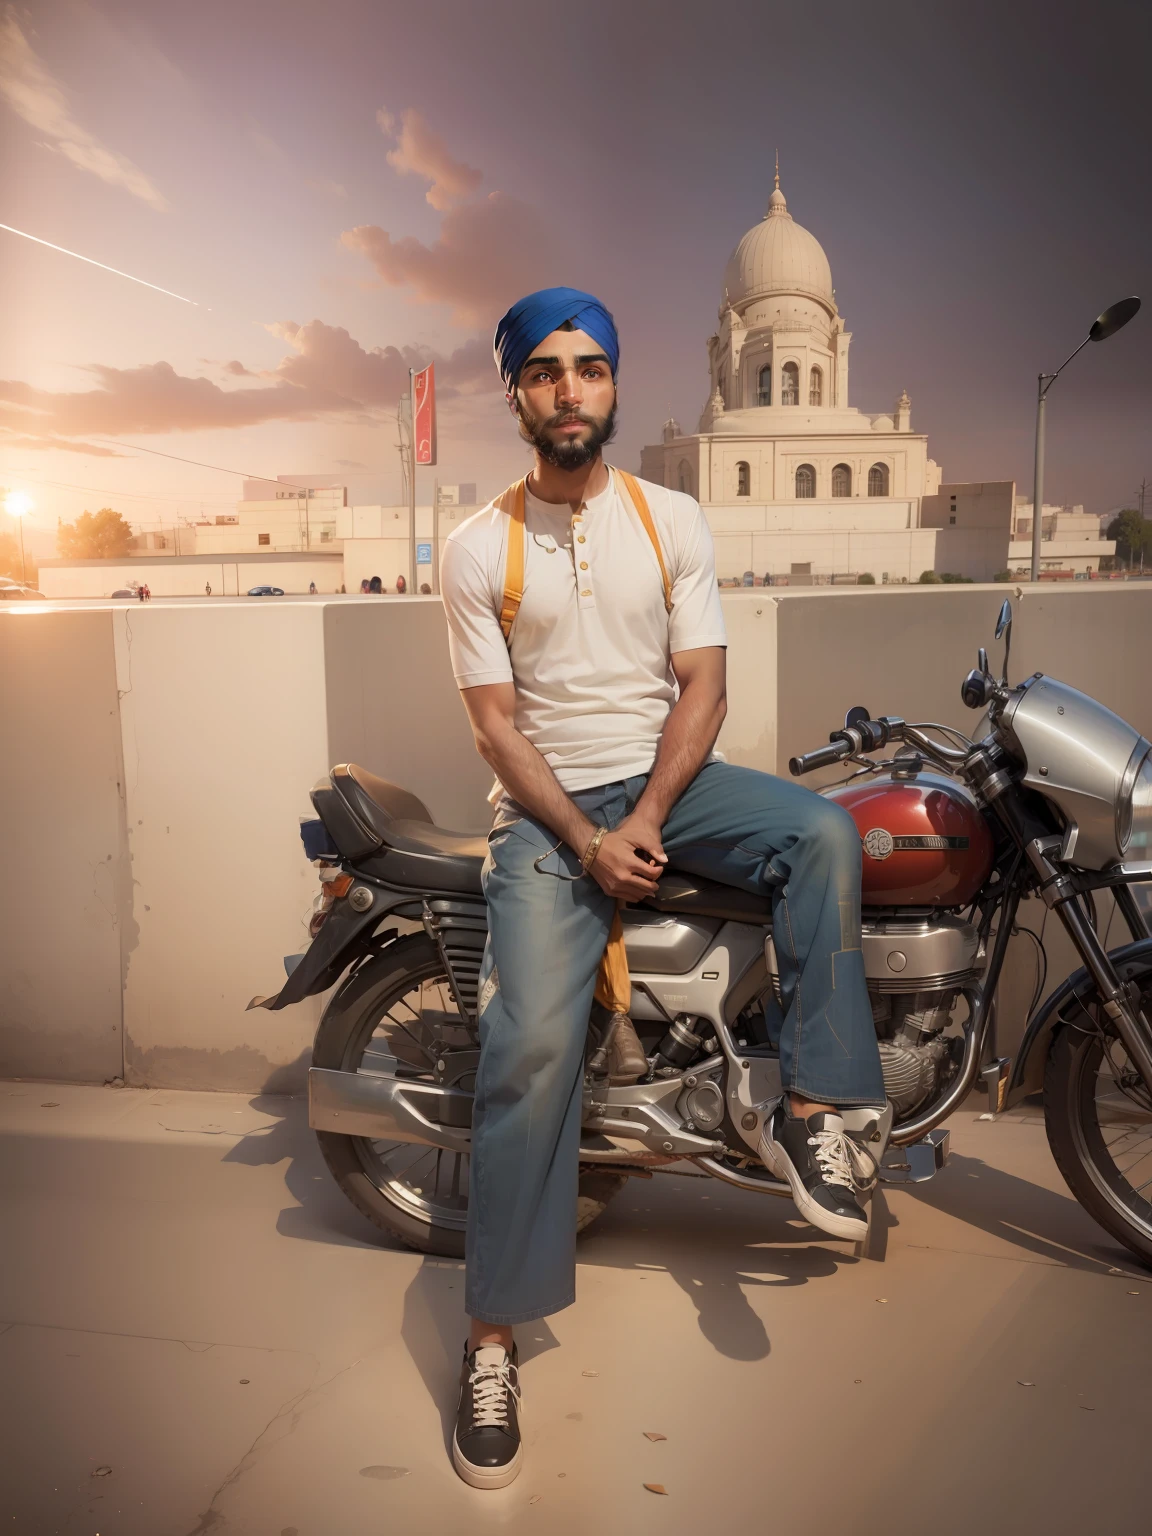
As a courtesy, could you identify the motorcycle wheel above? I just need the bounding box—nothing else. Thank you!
[312,933,628,1258]
[1044,989,1152,1268]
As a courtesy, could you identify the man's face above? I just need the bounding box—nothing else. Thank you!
[510,326,617,470]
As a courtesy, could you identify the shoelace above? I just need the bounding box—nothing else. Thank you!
[468,1359,520,1429]
[807,1127,876,1191]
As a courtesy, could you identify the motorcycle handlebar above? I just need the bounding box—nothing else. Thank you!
[789,736,856,776]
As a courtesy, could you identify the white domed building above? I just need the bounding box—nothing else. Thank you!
[640,172,1016,583]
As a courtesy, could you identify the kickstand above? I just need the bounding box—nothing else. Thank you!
[853,1186,888,1262]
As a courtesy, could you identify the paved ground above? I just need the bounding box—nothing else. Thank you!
[1,1081,1150,1536]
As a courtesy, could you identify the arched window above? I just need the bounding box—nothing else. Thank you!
[868,462,890,497]
[757,364,772,406]
[809,366,823,406]
[781,362,800,405]
[795,464,815,499]
[832,463,852,498]
[677,460,694,496]
[736,461,750,497]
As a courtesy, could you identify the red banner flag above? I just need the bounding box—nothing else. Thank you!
[413,362,437,466]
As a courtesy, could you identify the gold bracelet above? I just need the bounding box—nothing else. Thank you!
[582,825,607,873]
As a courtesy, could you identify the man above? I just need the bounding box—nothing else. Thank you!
[440,286,885,1489]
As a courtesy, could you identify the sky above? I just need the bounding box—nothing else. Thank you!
[1,0,1150,552]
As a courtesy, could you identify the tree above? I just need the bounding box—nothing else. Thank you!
[0,528,25,582]
[57,508,133,560]
[856,571,876,584]
[918,570,942,584]
[1106,509,1150,567]
[993,570,1013,582]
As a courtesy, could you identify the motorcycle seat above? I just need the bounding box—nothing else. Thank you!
[330,764,488,895]
[327,765,774,917]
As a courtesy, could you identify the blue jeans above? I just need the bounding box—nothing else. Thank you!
[464,760,885,1324]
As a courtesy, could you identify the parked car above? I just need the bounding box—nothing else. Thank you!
[247,586,285,597]
[110,589,137,598]
[0,580,45,599]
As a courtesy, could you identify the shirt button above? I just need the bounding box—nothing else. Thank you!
[577,535,586,543]
[581,589,592,597]
[579,561,588,570]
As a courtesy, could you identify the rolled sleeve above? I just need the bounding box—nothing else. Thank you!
[440,537,514,687]
[668,502,727,654]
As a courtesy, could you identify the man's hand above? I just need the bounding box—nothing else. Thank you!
[589,827,664,901]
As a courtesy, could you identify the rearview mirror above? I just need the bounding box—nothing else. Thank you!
[995,600,1012,640]
[978,647,989,676]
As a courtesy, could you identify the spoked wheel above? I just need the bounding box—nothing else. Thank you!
[312,934,626,1258]
[1045,990,1152,1268]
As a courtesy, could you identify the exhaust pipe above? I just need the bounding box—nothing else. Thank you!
[309,1066,728,1163]
[309,1067,471,1154]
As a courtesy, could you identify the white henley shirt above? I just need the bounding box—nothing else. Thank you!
[440,470,727,797]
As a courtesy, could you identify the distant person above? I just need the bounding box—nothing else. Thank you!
[205,581,212,597]
[360,579,371,594]
[395,574,407,594]
[136,584,146,602]
[369,575,384,594]
[340,583,346,593]
[309,581,317,595]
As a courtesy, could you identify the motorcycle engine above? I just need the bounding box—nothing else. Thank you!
[864,914,979,1116]
[870,993,962,1117]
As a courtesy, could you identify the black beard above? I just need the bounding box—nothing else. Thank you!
[517,401,617,471]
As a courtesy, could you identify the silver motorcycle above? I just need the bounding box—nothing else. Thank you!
[252,599,1152,1264]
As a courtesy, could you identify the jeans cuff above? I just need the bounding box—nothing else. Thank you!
[464,1294,576,1326]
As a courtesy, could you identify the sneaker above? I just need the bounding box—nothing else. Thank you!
[452,1342,523,1489]
[760,1105,875,1241]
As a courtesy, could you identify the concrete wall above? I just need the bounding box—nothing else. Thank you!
[4,583,1152,1092]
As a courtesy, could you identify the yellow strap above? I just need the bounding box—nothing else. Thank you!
[614,468,673,615]
[496,477,528,640]
[594,905,632,1014]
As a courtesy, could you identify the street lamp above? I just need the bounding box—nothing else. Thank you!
[3,490,33,585]
[1030,296,1140,581]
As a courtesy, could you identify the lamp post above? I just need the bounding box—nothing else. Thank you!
[1030,296,1140,581]
[3,490,33,584]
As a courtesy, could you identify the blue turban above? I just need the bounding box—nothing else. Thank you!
[493,286,619,393]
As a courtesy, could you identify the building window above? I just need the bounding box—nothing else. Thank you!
[781,361,800,405]
[867,462,889,496]
[949,515,956,525]
[795,464,815,499]
[258,533,271,546]
[757,364,772,406]
[832,463,852,497]
[320,530,333,542]
[809,366,823,406]
[677,460,694,496]
[736,461,750,497]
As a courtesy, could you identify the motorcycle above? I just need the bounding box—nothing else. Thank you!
[251,599,1152,1265]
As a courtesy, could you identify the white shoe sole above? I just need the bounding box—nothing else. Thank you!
[452,1432,523,1490]
[759,1129,868,1241]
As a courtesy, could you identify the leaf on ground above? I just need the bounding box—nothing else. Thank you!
[643,1482,668,1495]
[92,1467,112,1478]
[529,1495,542,1505]
[1017,1381,1035,1387]
[359,1465,409,1480]
[581,1370,599,1377]
[643,1432,667,1441]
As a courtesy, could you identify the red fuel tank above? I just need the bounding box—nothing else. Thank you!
[823,772,994,907]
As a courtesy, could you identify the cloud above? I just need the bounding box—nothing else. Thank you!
[0,427,124,455]
[0,13,168,210]
[0,321,499,442]
[377,106,481,211]
[223,359,256,376]
[342,192,559,327]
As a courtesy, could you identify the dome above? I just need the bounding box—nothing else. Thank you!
[722,178,834,313]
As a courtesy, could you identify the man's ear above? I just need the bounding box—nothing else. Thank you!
[505,390,518,415]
